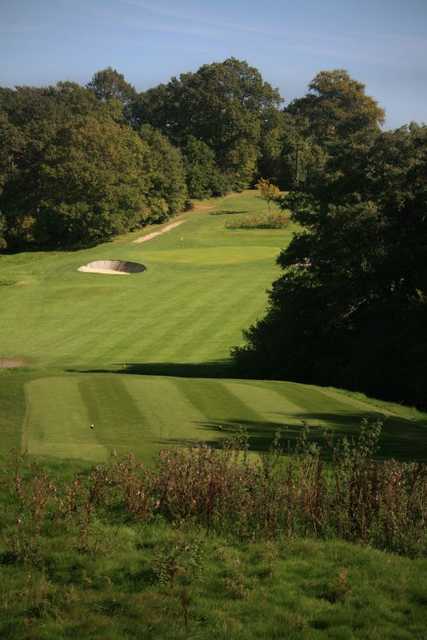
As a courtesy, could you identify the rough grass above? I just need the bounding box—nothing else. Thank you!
[1,522,426,640]
[0,434,426,639]
[225,211,290,229]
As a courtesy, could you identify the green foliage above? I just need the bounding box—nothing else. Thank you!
[287,69,384,145]
[1,116,152,247]
[87,67,137,125]
[139,124,188,221]
[183,136,228,198]
[0,82,189,248]
[235,124,427,409]
[132,58,283,189]
[225,211,289,229]
[276,69,385,191]
[87,67,136,104]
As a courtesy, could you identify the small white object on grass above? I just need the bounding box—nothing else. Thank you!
[90,423,95,429]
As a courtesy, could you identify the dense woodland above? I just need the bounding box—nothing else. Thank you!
[0,59,425,408]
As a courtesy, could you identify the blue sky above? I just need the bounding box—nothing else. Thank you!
[1,0,426,128]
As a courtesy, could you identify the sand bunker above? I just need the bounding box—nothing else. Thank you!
[78,260,146,276]
[133,219,186,244]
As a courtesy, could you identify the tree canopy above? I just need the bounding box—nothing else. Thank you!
[132,58,283,190]
[234,123,427,409]
[0,80,187,249]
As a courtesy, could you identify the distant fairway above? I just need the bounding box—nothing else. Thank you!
[1,191,426,462]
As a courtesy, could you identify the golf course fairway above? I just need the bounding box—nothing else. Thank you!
[1,191,426,462]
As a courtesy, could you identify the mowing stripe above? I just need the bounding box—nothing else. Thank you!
[78,376,144,456]
[123,376,209,456]
[174,377,264,430]
[24,377,108,461]
[225,380,307,427]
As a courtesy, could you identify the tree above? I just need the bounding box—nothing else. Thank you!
[234,123,427,409]
[287,69,384,145]
[0,110,25,248]
[183,136,228,199]
[256,178,281,212]
[257,108,286,185]
[87,67,136,103]
[276,70,384,193]
[139,124,188,221]
[132,58,283,189]
[1,116,152,248]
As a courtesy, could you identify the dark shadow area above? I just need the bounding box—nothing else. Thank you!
[68,359,237,379]
[209,209,249,216]
[156,414,427,462]
[156,419,326,454]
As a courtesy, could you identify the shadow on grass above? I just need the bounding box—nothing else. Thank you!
[209,209,249,216]
[155,414,427,461]
[66,362,427,461]
[68,359,237,379]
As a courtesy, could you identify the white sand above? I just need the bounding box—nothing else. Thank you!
[78,260,146,275]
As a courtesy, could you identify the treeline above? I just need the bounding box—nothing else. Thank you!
[234,71,427,409]
[0,76,188,249]
[0,59,286,250]
[1,60,426,406]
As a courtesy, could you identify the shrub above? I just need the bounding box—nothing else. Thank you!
[1,421,426,559]
[225,212,290,229]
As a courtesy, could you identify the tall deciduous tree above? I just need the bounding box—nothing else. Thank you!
[183,136,228,199]
[139,124,188,221]
[234,123,427,409]
[132,58,283,190]
[278,70,385,192]
[287,69,384,144]
[1,116,152,247]
[87,67,136,104]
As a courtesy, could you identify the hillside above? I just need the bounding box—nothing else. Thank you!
[1,191,426,463]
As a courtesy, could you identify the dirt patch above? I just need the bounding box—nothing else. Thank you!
[78,260,146,275]
[133,220,186,244]
[0,358,27,369]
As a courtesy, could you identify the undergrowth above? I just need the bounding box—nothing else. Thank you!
[225,211,290,229]
[0,421,426,639]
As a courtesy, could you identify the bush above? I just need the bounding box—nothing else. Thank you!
[226,211,290,229]
[2,421,426,558]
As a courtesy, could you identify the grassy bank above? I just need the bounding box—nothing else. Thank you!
[1,427,426,640]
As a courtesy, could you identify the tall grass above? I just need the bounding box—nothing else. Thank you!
[1,421,426,562]
[225,211,290,229]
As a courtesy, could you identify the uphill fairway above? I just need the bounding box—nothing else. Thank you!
[1,190,426,462]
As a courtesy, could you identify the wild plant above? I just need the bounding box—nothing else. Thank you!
[1,419,426,559]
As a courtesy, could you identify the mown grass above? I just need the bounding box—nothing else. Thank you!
[0,192,289,370]
[0,190,426,463]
